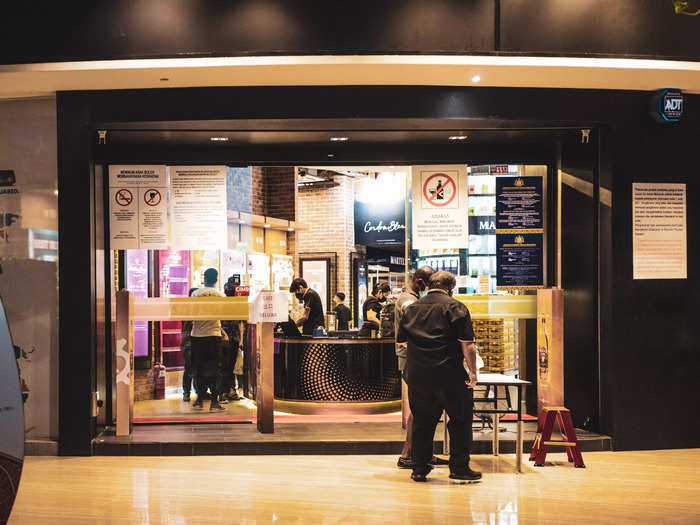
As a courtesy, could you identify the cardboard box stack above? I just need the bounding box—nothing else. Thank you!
[473,318,516,373]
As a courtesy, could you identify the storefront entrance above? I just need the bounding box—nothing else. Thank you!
[87,123,607,455]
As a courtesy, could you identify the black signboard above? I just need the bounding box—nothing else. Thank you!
[354,198,405,245]
[496,233,544,288]
[495,176,543,231]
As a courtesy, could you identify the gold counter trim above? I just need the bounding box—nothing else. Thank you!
[133,297,249,321]
[454,294,537,319]
[274,399,401,415]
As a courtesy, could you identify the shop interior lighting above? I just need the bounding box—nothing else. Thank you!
[329,136,349,142]
[471,75,481,83]
[449,135,468,141]
[327,153,335,158]
[53,189,59,196]
[263,223,271,228]
[210,136,229,142]
[287,227,294,232]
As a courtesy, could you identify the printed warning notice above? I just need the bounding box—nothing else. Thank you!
[170,166,227,250]
[411,165,468,249]
[108,166,168,249]
[633,183,687,279]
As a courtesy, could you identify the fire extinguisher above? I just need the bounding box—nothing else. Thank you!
[153,362,166,400]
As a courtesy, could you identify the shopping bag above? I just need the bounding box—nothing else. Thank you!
[233,347,244,375]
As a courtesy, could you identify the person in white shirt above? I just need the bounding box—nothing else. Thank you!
[191,268,227,411]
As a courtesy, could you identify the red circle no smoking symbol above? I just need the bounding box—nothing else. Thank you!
[143,189,161,206]
[423,173,456,207]
[115,189,133,206]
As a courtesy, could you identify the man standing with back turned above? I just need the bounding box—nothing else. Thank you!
[397,271,482,483]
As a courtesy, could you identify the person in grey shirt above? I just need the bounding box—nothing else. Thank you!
[395,265,450,469]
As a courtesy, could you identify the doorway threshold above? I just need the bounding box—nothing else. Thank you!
[93,421,611,456]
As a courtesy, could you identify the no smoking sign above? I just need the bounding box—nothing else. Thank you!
[422,172,458,208]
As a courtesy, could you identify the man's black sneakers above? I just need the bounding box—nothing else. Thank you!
[449,468,482,483]
[410,464,434,482]
[192,398,204,409]
[430,456,450,466]
[210,402,226,412]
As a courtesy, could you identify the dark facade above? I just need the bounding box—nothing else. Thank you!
[1,0,698,455]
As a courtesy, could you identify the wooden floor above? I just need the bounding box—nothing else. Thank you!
[8,450,700,524]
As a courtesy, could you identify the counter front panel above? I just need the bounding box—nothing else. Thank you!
[274,338,400,403]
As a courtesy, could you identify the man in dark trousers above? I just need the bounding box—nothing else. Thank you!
[289,278,325,335]
[397,271,481,483]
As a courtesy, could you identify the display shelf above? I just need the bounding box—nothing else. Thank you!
[160,329,181,335]
[468,193,496,197]
[162,346,181,353]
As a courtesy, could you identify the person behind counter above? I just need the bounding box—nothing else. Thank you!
[358,281,391,337]
[289,278,325,335]
[333,292,351,331]
[397,271,481,483]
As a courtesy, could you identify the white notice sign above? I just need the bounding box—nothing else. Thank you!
[632,183,687,279]
[109,165,168,249]
[411,165,468,250]
[249,291,288,323]
[170,166,227,250]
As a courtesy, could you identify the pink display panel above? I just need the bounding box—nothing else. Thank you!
[125,250,149,358]
[158,250,190,368]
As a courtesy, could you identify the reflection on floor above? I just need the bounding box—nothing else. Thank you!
[135,395,256,421]
[11,450,700,524]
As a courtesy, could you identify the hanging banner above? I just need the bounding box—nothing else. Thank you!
[170,166,227,250]
[632,183,687,280]
[109,165,168,249]
[354,172,406,245]
[411,165,468,250]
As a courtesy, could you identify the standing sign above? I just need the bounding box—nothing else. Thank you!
[109,165,168,249]
[0,296,23,524]
[411,165,468,250]
[248,291,288,323]
[632,183,687,279]
[536,288,564,414]
[495,175,545,291]
[170,166,227,249]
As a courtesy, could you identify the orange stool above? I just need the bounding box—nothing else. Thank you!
[529,407,585,468]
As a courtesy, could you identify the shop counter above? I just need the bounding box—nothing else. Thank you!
[274,337,400,414]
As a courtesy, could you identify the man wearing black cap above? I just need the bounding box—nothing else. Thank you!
[397,271,481,483]
[190,268,227,411]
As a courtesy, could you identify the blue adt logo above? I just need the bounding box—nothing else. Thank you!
[651,89,684,123]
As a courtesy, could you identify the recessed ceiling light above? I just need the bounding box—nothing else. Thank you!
[287,227,295,232]
[449,135,468,141]
[263,223,271,229]
[328,153,335,158]
[471,75,481,83]
[53,189,59,196]
[210,137,229,142]
[329,137,349,142]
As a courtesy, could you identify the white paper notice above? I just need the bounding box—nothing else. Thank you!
[411,165,468,250]
[170,166,227,250]
[109,165,168,250]
[632,183,687,279]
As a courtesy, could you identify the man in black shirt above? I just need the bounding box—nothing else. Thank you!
[290,278,325,335]
[359,281,390,336]
[333,292,351,331]
[397,271,481,483]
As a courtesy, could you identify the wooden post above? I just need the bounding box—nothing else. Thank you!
[536,288,564,415]
[115,290,134,436]
[256,321,274,433]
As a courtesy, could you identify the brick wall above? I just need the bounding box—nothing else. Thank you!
[296,176,355,308]
[251,166,266,216]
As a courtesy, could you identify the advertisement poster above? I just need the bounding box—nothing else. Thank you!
[108,165,168,250]
[170,166,227,250]
[301,259,329,313]
[411,165,468,250]
[496,233,544,290]
[495,176,543,231]
[632,183,687,279]
[354,173,406,245]
[356,260,368,329]
[537,289,564,414]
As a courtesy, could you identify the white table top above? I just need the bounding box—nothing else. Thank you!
[477,373,531,386]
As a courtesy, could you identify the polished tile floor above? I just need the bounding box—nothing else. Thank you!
[9,450,700,524]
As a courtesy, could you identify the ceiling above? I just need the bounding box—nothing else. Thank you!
[1,55,700,100]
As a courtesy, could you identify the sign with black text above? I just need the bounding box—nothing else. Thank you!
[496,233,544,289]
[411,165,468,250]
[495,176,543,231]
